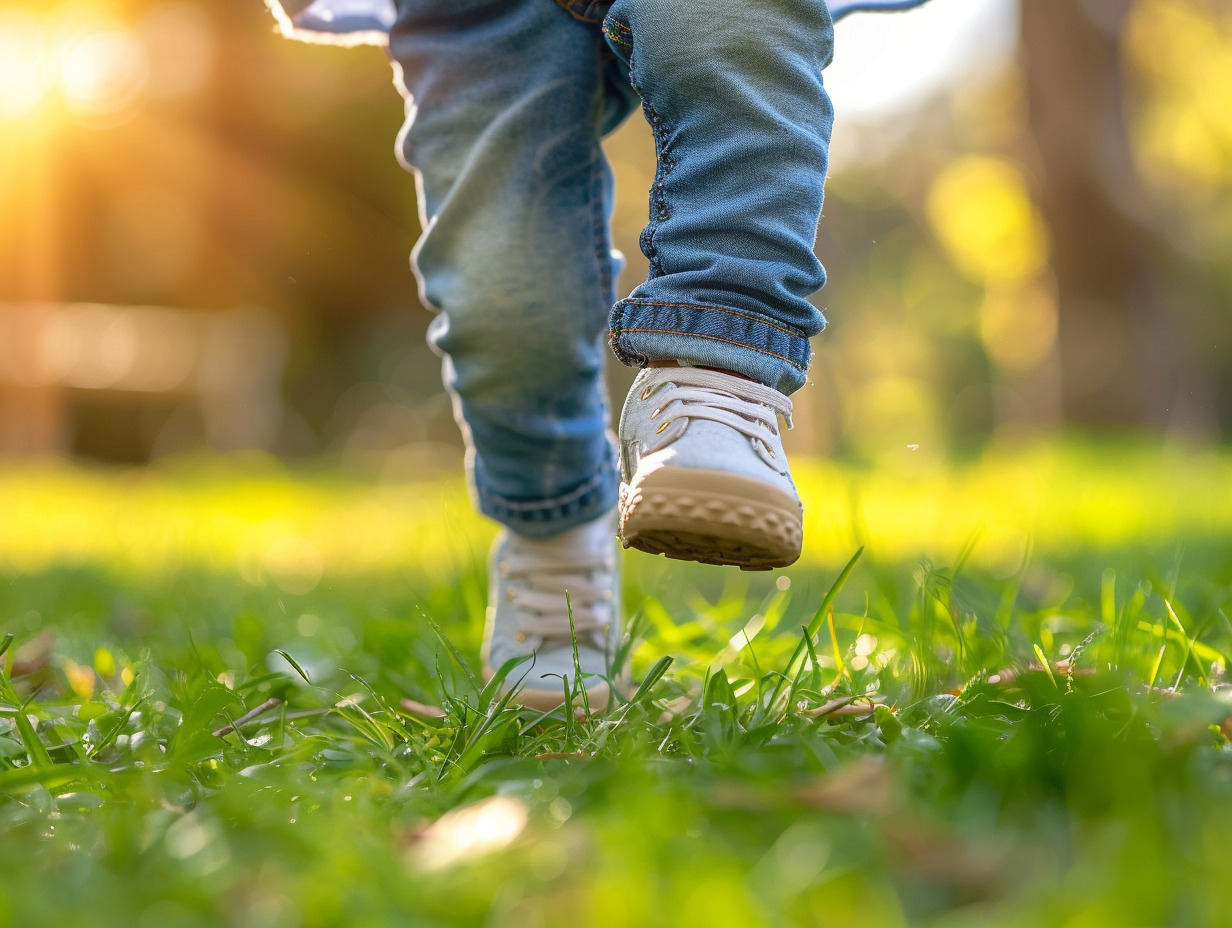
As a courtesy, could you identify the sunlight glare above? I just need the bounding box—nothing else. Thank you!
[413,797,529,871]
[0,11,55,121]
[825,0,1018,169]
[60,27,148,117]
[0,7,149,125]
[827,0,1016,120]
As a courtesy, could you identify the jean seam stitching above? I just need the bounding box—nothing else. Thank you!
[640,97,674,280]
[602,15,632,50]
[589,157,613,304]
[616,299,809,339]
[610,328,808,372]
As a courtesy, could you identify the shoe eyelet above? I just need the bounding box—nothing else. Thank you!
[603,623,611,633]
[602,590,613,601]
[640,386,653,400]
[498,561,509,578]
[516,632,527,643]
[656,419,672,434]
[506,589,517,602]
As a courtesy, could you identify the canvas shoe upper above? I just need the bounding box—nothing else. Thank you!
[482,509,621,710]
[618,365,803,570]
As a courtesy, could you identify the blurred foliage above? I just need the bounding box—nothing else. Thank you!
[2,0,1231,463]
[1128,0,1232,214]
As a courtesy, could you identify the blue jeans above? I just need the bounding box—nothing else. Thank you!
[389,0,834,537]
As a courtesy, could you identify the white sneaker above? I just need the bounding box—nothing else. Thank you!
[618,365,803,570]
[482,509,621,711]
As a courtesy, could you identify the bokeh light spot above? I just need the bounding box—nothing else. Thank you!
[413,797,529,871]
[266,536,324,596]
[0,11,55,121]
[979,285,1058,372]
[61,28,148,118]
[927,155,1049,285]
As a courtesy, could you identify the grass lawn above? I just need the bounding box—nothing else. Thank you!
[2,440,1232,928]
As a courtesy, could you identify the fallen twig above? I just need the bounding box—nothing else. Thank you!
[400,698,447,720]
[987,661,1097,686]
[213,697,282,738]
[800,695,881,720]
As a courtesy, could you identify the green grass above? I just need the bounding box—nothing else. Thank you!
[3,441,1232,928]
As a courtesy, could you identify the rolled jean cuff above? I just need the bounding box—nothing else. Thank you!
[474,456,619,539]
[609,298,819,394]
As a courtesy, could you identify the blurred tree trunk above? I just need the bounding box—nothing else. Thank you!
[1019,0,1208,433]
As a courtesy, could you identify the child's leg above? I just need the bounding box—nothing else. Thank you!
[602,0,833,394]
[602,0,835,568]
[389,0,634,539]
[388,0,637,706]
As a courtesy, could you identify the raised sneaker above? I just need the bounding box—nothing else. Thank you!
[618,365,803,570]
[482,509,621,710]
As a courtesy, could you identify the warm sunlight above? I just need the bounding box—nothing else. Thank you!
[0,11,55,122]
[0,5,149,128]
[60,25,149,117]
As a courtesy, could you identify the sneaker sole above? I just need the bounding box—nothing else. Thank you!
[482,666,612,713]
[619,467,803,570]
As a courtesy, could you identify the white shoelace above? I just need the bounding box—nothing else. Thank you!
[641,367,793,457]
[501,551,613,648]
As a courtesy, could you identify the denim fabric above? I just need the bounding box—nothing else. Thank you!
[388,0,834,536]
[389,0,635,537]
[603,0,833,395]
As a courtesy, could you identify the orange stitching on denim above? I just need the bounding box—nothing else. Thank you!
[603,17,632,49]
[611,328,807,371]
[619,300,807,339]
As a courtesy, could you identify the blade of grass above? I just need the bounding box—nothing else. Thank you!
[801,629,823,695]
[1146,643,1168,692]
[87,699,146,760]
[345,671,416,740]
[0,764,85,793]
[445,678,526,780]
[273,649,313,686]
[567,592,592,721]
[626,655,674,708]
[1135,620,1224,666]
[826,605,846,684]
[952,524,985,577]
[766,546,864,713]
[1101,568,1117,627]
[1034,644,1057,689]
[476,654,532,713]
[421,610,480,693]
[1164,599,1207,688]
[0,673,53,769]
